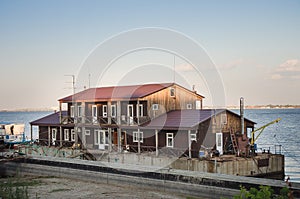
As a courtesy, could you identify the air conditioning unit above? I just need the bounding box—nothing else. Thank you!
[121,115,126,121]
[152,104,159,110]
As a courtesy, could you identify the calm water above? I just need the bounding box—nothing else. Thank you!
[0,111,52,140]
[233,109,300,183]
[0,109,299,182]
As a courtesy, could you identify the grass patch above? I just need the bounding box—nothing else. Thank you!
[2,180,42,187]
[0,176,44,199]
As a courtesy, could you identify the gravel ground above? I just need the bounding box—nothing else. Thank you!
[1,176,193,199]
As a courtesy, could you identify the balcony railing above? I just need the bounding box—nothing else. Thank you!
[61,115,150,126]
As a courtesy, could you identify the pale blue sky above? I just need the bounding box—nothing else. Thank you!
[0,0,299,110]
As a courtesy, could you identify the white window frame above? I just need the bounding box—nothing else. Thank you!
[94,130,99,145]
[187,103,192,109]
[102,105,108,118]
[166,133,174,148]
[92,105,97,117]
[152,104,159,110]
[137,104,143,117]
[133,131,143,143]
[195,100,201,110]
[71,129,75,141]
[70,106,75,118]
[52,128,57,140]
[64,129,69,141]
[78,106,82,117]
[170,87,175,97]
[85,129,90,136]
[111,104,116,118]
[190,133,197,142]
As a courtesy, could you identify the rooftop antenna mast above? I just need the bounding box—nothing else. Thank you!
[88,73,91,89]
[173,55,176,84]
[65,75,75,96]
[64,74,78,144]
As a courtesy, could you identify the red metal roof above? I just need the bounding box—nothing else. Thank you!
[59,83,203,102]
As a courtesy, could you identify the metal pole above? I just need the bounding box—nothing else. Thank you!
[188,130,191,158]
[48,126,51,147]
[155,129,158,157]
[60,126,62,147]
[59,102,62,124]
[30,125,33,142]
[240,97,244,135]
[117,101,121,152]
[137,100,140,154]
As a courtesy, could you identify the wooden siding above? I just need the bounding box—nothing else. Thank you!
[141,85,203,119]
[211,110,255,134]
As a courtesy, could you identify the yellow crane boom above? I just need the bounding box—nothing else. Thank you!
[250,118,281,145]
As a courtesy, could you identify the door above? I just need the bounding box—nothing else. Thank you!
[96,130,107,150]
[216,132,223,155]
[127,104,134,125]
[52,128,57,146]
[92,105,97,123]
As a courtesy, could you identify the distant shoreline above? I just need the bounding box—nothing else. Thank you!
[1,105,300,112]
[225,105,300,109]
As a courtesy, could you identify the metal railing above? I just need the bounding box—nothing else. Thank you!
[61,115,150,126]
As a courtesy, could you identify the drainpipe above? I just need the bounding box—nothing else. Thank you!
[240,97,244,135]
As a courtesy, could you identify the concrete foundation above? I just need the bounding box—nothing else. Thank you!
[16,145,284,180]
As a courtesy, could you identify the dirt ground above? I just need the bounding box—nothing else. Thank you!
[0,176,194,199]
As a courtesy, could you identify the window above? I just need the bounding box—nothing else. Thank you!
[195,100,201,110]
[133,131,143,143]
[152,104,159,110]
[102,105,107,118]
[217,134,222,147]
[70,106,75,118]
[92,105,97,117]
[166,133,174,148]
[187,104,192,109]
[170,87,175,97]
[137,104,143,117]
[71,129,75,141]
[94,130,100,145]
[78,106,82,117]
[85,129,90,136]
[111,105,116,118]
[64,129,69,141]
[190,133,197,141]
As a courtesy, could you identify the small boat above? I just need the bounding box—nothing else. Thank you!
[0,123,30,147]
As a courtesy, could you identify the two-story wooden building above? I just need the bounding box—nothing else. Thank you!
[30,82,255,157]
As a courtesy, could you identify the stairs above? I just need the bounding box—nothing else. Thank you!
[230,128,239,155]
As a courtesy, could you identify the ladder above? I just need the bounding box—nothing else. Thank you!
[230,128,239,155]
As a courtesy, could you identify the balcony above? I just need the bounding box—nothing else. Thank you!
[61,115,150,126]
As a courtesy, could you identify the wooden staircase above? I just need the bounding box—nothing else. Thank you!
[230,128,239,155]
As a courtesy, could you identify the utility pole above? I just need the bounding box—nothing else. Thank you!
[65,75,77,144]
